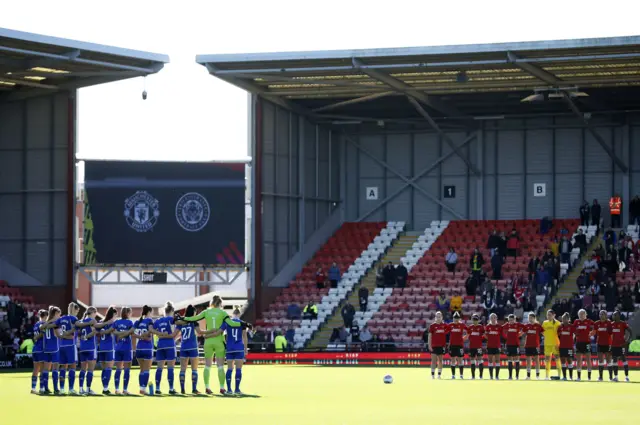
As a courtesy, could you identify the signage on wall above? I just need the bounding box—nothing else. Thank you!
[533,183,546,197]
[366,187,379,200]
[443,185,456,199]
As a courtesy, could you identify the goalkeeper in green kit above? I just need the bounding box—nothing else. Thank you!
[181,295,251,395]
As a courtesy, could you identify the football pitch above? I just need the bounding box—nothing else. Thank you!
[1,367,639,425]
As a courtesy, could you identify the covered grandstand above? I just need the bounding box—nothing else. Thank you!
[197,36,640,351]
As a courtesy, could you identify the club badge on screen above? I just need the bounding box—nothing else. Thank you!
[123,191,160,232]
[175,192,210,232]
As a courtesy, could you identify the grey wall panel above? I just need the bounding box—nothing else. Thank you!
[359,177,386,222]
[358,134,385,178]
[555,129,582,173]
[385,178,411,224]
[386,134,411,177]
[414,177,438,229]
[305,200,316,237]
[345,142,358,220]
[526,174,552,218]
[53,193,67,240]
[0,103,22,148]
[441,175,467,221]
[497,175,524,219]
[0,150,22,191]
[413,133,439,177]
[441,133,467,176]
[631,126,640,171]
[262,242,275,282]
[484,130,497,176]
[483,175,496,219]
[26,150,51,190]
[0,195,22,239]
[632,172,640,199]
[584,130,613,173]
[261,103,275,155]
[317,160,329,198]
[25,241,49,283]
[261,154,275,192]
[526,129,553,174]
[25,97,51,149]
[26,194,49,239]
[262,197,275,243]
[585,173,612,224]
[53,240,66,284]
[497,130,524,175]
[555,173,582,218]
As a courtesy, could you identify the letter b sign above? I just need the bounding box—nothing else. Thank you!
[533,183,546,197]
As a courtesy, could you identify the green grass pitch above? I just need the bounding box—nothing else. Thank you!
[2,367,639,424]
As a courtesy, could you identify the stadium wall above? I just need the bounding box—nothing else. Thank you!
[342,114,640,229]
[0,92,74,288]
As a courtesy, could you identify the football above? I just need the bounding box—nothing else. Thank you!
[383,374,393,384]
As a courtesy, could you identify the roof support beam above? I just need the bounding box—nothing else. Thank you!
[406,96,481,176]
[346,133,476,221]
[312,92,394,112]
[352,57,463,117]
[0,76,57,89]
[233,73,386,91]
[507,51,561,85]
[564,93,628,173]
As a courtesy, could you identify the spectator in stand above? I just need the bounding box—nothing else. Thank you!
[602,253,618,277]
[542,250,554,264]
[375,265,384,288]
[450,291,463,316]
[330,326,348,343]
[618,240,632,267]
[576,270,588,295]
[286,303,302,320]
[315,267,326,289]
[620,287,634,313]
[580,200,591,226]
[549,238,559,258]
[604,280,619,311]
[341,302,355,328]
[609,193,622,228]
[594,244,606,261]
[359,326,372,350]
[358,286,369,312]
[591,199,602,232]
[535,264,550,294]
[498,232,508,258]
[487,230,501,257]
[436,291,450,314]
[274,330,288,353]
[583,255,599,274]
[504,300,514,318]
[483,293,496,319]
[491,252,504,280]
[604,228,616,253]
[559,236,573,266]
[540,216,553,235]
[349,321,360,343]
[328,263,341,288]
[574,229,588,255]
[395,262,408,288]
[445,248,458,273]
[470,248,485,279]
[528,255,540,281]
[634,280,640,303]
[383,262,396,288]
[285,326,296,347]
[630,195,640,225]
[302,301,318,320]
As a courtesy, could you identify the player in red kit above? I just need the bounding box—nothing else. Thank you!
[522,312,543,380]
[447,312,467,379]
[467,314,485,380]
[485,313,502,380]
[502,314,523,380]
[610,311,632,382]
[557,313,576,380]
[593,310,613,381]
[428,311,447,379]
[573,309,594,380]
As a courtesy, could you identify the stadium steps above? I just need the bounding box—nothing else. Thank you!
[538,234,602,320]
[305,233,419,349]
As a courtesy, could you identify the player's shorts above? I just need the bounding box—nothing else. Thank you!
[42,351,59,363]
[226,351,245,361]
[611,346,626,358]
[559,348,574,358]
[469,348,483,357]
[32,351,44,363]
[115,349,132,362]
[97,350,114,363]
[179,348,199,359]
[204,340,226,359]
[59,345,77,365]
[597,345,610,354]
[506,345,519,357]
[487,347,500,355]
[431,346,445,355]
[156,347,176,362]
[136,349,153,360]
[449,345,464,357]
[79,350,96,363]
[525,347,539,356]
[575,342,590,354]
[544,345,559,357]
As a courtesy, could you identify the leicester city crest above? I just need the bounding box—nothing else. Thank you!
[175,192,210,232]
[124,191,160,232]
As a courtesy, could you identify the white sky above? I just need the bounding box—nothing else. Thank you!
[2,1,640,162]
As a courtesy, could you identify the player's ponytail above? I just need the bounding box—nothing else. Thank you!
[120,306,132,319]
[38,309,48,320]
[185,305,196,317]
[164,301,174,315]
[211,295,223,308]
[141,305,152,317]
[103,306,117,322]
[68,302,79,315]
[46,305,61,321]
[232,305,241,316]
[83,306,97,320]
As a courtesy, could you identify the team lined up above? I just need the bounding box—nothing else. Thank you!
[427,309,632,381]
[30,296,251,396]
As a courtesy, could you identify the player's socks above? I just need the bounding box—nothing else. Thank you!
[430,368,435,378]
[31,375,38,390]
[155,367,163,390]
[226,369,233,392]
[459,366,463,378]
[598,363,604,380]
[471,363,476,379]
[87,371,94,390]
[52,370,59,392]
[69,369,76,390]
[508,361,513,379]
[235,368,242,392]
[191,370,198,392]
[123,368,130,392]
[488,363,494,379]
[203,366,211,389]
[167,368,174,391]
[479,362,484,378]
[450,366,455,377]
[79,370,86,390]
[607,363,613,380]
[41,371,49,391]
[588,368,592,380]
[114,368,122,391]
[515,361,520,379]
[577,370,581,380]
[623,362,629,377]
[217,366,226,389]
[437,367,442,378]
[179,371,186,393]
[59,369,66,391]
[568,364,573,380]
[562,366,567,379]
[102,368,112,390]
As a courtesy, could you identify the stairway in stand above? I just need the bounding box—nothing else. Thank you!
[306,233,419,349]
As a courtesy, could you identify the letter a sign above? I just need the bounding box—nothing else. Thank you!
[533,183,546,197]
[366,187,379,200]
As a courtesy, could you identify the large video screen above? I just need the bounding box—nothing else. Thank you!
[83,160,245,265]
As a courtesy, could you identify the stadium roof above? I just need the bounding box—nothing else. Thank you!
[197,36,640,121]
[0,28,169,101]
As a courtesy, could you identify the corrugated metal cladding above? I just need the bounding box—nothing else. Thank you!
[260,101,339,282]
[0,93,71,285]
[344,116,640,231]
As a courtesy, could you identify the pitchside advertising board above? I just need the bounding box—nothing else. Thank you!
[83,160,245,265]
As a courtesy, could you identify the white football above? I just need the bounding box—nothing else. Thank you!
[383,374,393,384]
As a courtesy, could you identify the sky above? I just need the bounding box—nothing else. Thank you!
[2,0,640,163]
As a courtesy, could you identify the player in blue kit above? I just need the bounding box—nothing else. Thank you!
[78,307,99,395]
[30,310,48,394]
[96,306,117,395]
[134,305,155,395]
[221,306,248,395]
[57,302,80,394]
[40,306,62,394]
[154,301,179,395]
[113,307,135,395]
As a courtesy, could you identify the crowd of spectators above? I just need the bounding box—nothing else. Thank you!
[0,297,36,365]
[375,262,408,288]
